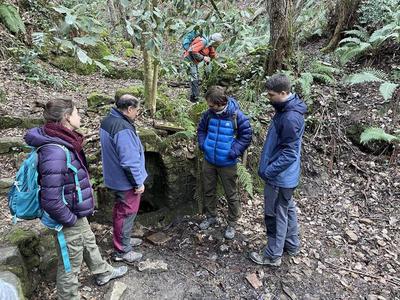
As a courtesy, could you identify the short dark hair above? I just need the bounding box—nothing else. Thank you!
[205,85,228,105]
[35,98,74,123]
[265,74,291,93]
[115,94,140,110]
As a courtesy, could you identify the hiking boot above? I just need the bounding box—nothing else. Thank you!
[131,238,143,247]
[114,250,143,263]
[249,252,282,267]
[189,95,199,103]
[285,248,300,256]
[96,266,128,286]
[199,217,217,230]
[224,225,235,240]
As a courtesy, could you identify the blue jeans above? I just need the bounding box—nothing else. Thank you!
[263,183,300,259]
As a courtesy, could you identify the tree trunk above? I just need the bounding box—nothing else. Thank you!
[264,0,294,76]
[141,32,154,114]
[107,0,118,28]
[149,59,159,116]
[322,0,360,53]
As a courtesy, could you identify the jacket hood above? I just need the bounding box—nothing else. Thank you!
[272,94,307,114]
[24,127,73,148]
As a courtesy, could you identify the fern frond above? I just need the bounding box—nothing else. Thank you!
[362,67,389,80]
[298,72,313,98]
[339,37,361,45]
[312,73,335,84]
[311,61,338,75]
[237,163,253,197]
[379,82,399,101]
[344,27,370,41]
[338,42,371,65]
[345,71,385,85]
[360,127,399,144]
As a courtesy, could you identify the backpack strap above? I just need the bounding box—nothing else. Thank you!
[57,230,71,273]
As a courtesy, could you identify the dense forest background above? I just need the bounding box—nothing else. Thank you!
[0,0,399,299]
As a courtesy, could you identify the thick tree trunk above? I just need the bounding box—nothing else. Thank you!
[264,0,294,75]
[322,0,360,53]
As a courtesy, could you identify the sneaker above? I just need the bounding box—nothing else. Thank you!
[96,266,128,286]
[114,250,143,263]
[285,248,300,256]
[249,252,282,267]
[224,226,235,240]
[199,217,217,230]
[131,238,143,247]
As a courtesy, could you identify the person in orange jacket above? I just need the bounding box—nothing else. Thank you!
[183,32,224,103]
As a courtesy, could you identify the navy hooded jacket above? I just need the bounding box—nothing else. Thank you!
[258,94,307,188]
[100,108,148,191]
[197,97,252,167]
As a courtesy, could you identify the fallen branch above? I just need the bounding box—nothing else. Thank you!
[168,247,216,277]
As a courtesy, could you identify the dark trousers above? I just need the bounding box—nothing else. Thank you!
[202,160,240,226]
[108,189,141,254]
[263,183,300,259]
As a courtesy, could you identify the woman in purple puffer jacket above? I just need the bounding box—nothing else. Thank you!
[25,98,127,300]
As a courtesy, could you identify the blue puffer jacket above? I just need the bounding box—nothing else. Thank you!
[24,127,94,227]
[258,94,307,188]
[198,97,252,167]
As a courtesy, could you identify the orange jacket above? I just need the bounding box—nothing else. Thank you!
[183,37,217,64]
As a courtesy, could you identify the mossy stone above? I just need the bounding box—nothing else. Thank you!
[50,55,97,75]
[87,92,113,108]
[115,85,145,100]
[87,42,112,60]
[105,67,143,80]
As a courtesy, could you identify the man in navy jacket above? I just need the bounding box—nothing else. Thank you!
[197,86,252,239]
[250,74,307,267]
[100,94,147,263]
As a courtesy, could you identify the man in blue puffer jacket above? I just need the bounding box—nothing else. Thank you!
[249,74,307,267]
[197,85,252,239]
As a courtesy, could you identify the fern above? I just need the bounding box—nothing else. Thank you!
[360,127,399,144]
[379,82,399,101]
[344,26,370,40]
[0,4,26,34]
[298,72,313,99]
[345,68,398,101]
[237,162,253,197]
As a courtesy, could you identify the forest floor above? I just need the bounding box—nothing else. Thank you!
[0,47,399,299]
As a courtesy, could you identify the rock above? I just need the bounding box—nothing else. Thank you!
[0,116,43,130]
[87,92,113,108]
[245,273,262,289]
[105,67,143,80]
[104,282,127,300]
[146,232,171,245]
[219,244,229,253]
[0,246,30,296]
[0,137,25,154]
[0,271,25,300]
[345,230,358,243]
[0,178,13,194]
[137,259,168,272]
[114,85,144,101]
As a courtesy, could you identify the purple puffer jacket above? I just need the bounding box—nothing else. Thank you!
[25,127,94,227]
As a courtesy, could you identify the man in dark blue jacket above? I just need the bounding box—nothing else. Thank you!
[250,74,307,267]
[100,94,148,263]
[197,86,252,239]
